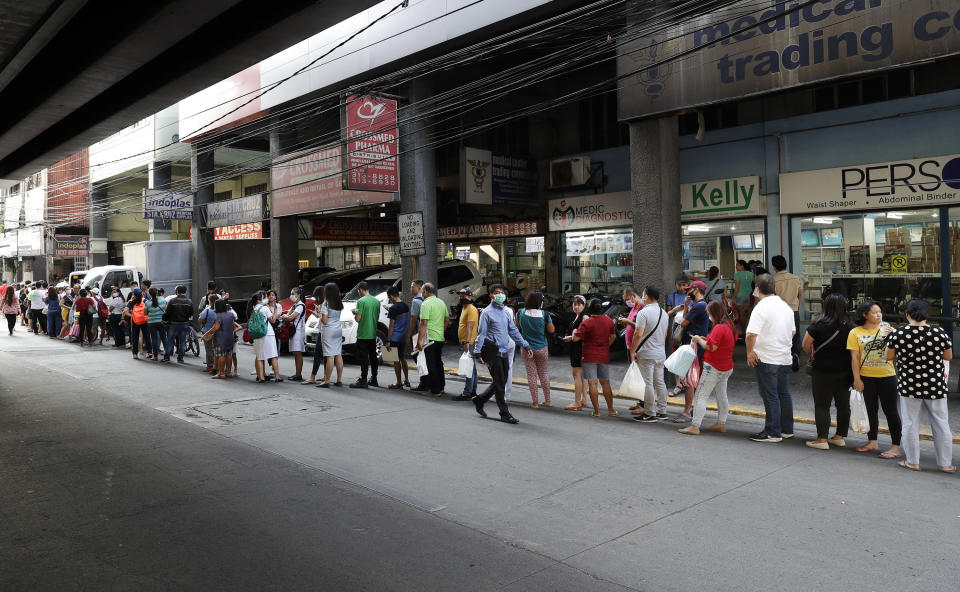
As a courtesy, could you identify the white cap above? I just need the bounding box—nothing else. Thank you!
[90,287,99,294]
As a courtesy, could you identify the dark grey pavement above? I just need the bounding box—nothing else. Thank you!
[2,332,959,591]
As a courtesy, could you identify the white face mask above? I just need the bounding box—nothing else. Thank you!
[261,298,268,305]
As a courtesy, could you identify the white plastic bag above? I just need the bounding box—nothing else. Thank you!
[416,348,429,376]
[849,388,869,434]
[619,362,646,398]
[664,344,696,377]
[457,352,474,376]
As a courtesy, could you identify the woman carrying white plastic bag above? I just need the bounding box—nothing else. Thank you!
[664,344,697,377]
[678,301,737,435]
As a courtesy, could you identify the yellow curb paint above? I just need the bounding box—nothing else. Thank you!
[440,365,959,444]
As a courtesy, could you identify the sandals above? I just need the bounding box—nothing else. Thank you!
[940,466,957,473]
[564,404,582,411]
[878,450,903,459]
[671,414,692,424]
[608,410,619,417]
[897,460,921,471]
[301,379,317,385]
[387,384,404,390]
[316,381,331,388]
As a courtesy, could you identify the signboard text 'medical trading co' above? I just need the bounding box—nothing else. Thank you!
[618,0,960,119]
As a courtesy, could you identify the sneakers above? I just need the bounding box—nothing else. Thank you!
[368,377,379,387]
[750,432,782,443]
[633,414,658,423]
[805,440,829,450]
[656,413,668,419]
[473,396,487,418]
[350,378,368,389]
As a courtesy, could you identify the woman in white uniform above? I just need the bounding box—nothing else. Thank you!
[252,290,282,383]
[282,286,306,381]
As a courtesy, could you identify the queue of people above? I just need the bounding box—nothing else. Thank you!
[2,262,955,473]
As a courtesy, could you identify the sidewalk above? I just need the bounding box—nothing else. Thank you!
[435,343,960,444]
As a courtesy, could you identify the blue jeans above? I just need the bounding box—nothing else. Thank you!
[148,322,164,357]
[165,322,189,361]
[462,356,478,396]
[755,361,794,437]
[47,312,62,338]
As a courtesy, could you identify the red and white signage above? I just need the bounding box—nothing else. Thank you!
[313,219,398,242]
[345,95,399,192]
[271,146,394,217]
[437,221,539,240]
[214,222,263,240]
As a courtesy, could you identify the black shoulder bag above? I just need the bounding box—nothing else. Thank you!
[806,326,840,374]
[633,307,664,356]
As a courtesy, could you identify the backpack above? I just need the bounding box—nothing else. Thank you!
[131,302,148,325]
[248,305,268,339]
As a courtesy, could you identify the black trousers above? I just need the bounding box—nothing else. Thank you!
[310,341,325,376]
[811,369,852,439]
[30,309,45,334]
[110,314,125,346]
[477,342,510,417]
[357,338,378,380]
[77,313,94,344]
[424,341,444,394]
[863,375,901,444]
[5,313,16,333]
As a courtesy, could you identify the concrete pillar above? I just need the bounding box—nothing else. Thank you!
[269,128,299,292]
[630,116,680,293]
[89,184,109,267]
[149,161,173,241]
[191,143,215,306]
[400,78,438,296]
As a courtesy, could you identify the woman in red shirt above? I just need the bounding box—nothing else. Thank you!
[72,289,95,346]
[679,300,736,435]
[571,299,618,417]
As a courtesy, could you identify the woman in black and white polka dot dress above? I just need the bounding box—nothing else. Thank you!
[885,299,955,473]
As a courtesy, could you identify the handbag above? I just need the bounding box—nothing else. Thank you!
[664,344,697,377]
[806,327,841,374]
[685,343,702,389]
[69,323,80,337]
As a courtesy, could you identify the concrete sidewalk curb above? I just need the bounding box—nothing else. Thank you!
[436,365,960,445]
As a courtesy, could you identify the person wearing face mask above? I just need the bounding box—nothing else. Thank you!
[630,286,669,423]
[281,286,306,381]
[106,286,126,348]
[472,284,532,424]
[618,287,644,413]
[453,287,479,401]
[515,290,554,408]
[161,285,193,363]
[252,290,282,383]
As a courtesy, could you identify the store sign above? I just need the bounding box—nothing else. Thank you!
[313,218,398,242]
[438,220,539,240]
[213,222,263,240]
[618,0,960,120]
[344,95,399,192]
[681,176,763,220]
[462,147,538,206]
[780,153,960,214]
[143,189,193,220]
[398,212,425,256]
[206,194,264,228]
[271,146,396,217]
[548,192,632,231]
[53,235,89,257]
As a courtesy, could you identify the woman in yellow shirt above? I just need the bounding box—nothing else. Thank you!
[847,301,901,459]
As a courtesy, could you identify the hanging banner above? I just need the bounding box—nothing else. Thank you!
[143,189,193,220]
[462,147,538,206]
[205,194,265,228]
[213,222,263,240]
[53,235,89,257]
[344,95,399,192]
[618,0,960,120]
[271,146,396,217]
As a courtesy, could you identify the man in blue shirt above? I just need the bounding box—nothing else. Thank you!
[472,284,531,424]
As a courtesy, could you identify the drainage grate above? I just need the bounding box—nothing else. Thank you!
[159,394,335,427]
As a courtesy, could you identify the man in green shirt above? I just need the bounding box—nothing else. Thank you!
[351,281,383,389]
[416,282,449,396]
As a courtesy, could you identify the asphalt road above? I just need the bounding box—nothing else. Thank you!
[2,333,959,591]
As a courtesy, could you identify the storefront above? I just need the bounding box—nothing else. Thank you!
[52,234,89,278]
[680,177,766,282]
[314,218,401,269]
[437,221,542,290]
[781,153,960,324]
[549,192,633,296]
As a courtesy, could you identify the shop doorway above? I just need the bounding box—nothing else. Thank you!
[682,219,765,285]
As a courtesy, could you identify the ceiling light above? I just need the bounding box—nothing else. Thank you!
[686,225,710,232]
[932,213,939,218]
[886,212,902,219]
[813,217,833,224]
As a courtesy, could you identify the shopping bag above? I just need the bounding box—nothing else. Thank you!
[685,345,702,389]
[849,389,869,434]
[664,344,696,377]
[416,348,429,376]
[69,323,80,338]
[618,362,646,398]
[457,352,474,376]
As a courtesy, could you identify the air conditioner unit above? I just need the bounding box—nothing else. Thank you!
[549,156,591,188]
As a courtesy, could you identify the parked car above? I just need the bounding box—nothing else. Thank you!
[298,266,335,286]
[279,265,398,319]
[306,260,484,358]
